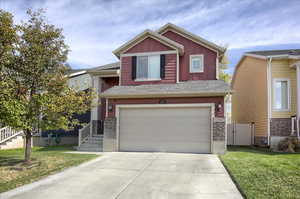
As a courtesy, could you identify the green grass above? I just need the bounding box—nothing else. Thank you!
[0,145,98,193]
[220,146,300,199]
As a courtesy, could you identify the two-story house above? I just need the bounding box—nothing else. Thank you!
[232,50,300,149]
[78,23,230,154]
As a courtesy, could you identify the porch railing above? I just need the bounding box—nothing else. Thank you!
[78,123,90,147]
[0,126,23,144]
[291,117,300,138]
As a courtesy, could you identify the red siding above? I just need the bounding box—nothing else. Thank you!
[121,54,177,85]
[124,37,173,54]
[163,30,217,81]
[106,97,224,118]
[100,77,119,121]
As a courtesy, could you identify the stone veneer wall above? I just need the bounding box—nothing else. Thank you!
[212,117,226,154]
[270,118,291,136]
[254,136,268,146]
[213,117,225,141]
[103,117,226,154]
[103,117,117,152]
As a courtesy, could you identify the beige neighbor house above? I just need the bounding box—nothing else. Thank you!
[232,49,300,149]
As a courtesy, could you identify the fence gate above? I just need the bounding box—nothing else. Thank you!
[227,123,253,146]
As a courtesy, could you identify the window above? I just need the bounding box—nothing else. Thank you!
[274,79,290,111]
[190,55,204,73]
[136,55,160,80]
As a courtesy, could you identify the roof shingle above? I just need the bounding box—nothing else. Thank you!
[101,80,231,98]
[247,49,300,57]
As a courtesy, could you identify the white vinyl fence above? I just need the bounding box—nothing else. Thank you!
[227,123,254,146]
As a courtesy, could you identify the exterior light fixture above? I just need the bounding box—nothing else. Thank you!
[108,104,113,112]
[217,102,222,112]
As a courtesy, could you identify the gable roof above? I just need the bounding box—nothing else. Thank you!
[156,23,226,54]
[112,29,184,58]
[101,80,231,98]
[247,49,300,57]
[88,62,120,76]
[88,62,120,73]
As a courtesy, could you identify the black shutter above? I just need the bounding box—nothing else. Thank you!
[132,56,137,80]
[160,54,165,79]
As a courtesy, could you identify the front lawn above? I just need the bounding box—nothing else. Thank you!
[220,146,300,199]
[0,145,98,193]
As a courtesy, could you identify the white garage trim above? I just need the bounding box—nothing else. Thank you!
[115,103,215,153]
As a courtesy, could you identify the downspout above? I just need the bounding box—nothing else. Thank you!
[267,57,273,146]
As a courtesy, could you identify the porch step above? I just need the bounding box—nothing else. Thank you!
[0,134,24,150]
[77,134,103,152]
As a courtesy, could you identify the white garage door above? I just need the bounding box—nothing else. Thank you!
[118,106,211,153]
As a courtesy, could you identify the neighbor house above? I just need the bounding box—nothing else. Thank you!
[78,23,231,154]
[231,50,300,148]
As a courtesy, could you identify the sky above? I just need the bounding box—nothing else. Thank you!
[1,0,300,73]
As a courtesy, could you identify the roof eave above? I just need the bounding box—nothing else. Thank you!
[112,29,184,58]
[156,23,226,53]
[88,69,120,77]
[100,91,231,99]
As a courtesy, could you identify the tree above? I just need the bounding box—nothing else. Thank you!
[0,9,93,163]
[219,52,231,83]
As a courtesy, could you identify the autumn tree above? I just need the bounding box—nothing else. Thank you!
[0,9,93,163]
[219,52,231,83]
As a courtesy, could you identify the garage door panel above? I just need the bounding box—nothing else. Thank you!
[119,106,211,153]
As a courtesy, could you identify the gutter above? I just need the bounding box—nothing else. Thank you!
[88,69,120,77]
[100,91,232,99]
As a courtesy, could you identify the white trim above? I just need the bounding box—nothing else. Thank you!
[67,71,87,78]
[190,54,204,73]
[176,50,179,83]
[119,57,122,85]
[121,50,176,57]
[272,78,291,112]
[113,30,184,57]
[115,103,215,153]
[216,57,219,79]
[105,99,109,118]
[135,78,161,82]
[297,65,300,118]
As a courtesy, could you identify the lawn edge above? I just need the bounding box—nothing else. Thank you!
[218,155,247,199]
[0,154,104,199]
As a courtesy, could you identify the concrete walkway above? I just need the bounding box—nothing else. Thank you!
[1,152,243,199]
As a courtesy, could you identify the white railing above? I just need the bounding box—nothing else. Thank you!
[78,123,90,147]
[0,126,23,144]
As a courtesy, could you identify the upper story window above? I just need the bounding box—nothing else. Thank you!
[273,79,290,111]
[190,54,204,73]
[136,55,160,80]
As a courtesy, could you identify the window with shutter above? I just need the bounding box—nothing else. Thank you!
[136,55,161,80]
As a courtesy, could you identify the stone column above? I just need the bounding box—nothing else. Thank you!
[212,117,226,154]
[103,117,117,152]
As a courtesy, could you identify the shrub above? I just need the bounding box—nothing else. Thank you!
[277,137,300,152]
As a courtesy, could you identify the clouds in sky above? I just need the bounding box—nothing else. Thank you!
[1,0,300,68]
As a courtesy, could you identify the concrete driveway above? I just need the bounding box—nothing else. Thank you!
[1,152,243,199]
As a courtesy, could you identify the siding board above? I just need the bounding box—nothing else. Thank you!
[271,59,297,118]
[232,56,268,137]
